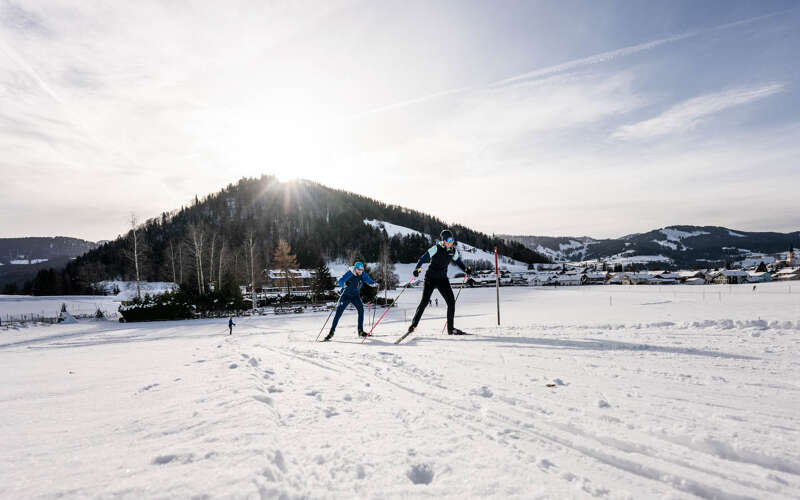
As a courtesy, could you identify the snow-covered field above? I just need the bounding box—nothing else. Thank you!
[0,282,176,322]
[2,282,799,499]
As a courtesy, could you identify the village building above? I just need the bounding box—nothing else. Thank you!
[265,268,316,288]
[677,270,706,283]
[746,271,771,283]
[774,267,800,281]
[684,277,706,285]
[554,273,586,286]
[712,269,749,285]
[584,272,608,285]
[621,273,653,285]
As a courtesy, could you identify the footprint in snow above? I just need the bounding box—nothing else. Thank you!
[248,357,259,367]
[407,463,434,485]
[229,363,238,369]
[470,386,493,398]
[152,453,194,465]
[538,458,555,470]
[253,395,273,405]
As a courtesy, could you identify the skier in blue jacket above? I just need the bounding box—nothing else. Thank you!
[407,229,471,336]
[323,261,378,341]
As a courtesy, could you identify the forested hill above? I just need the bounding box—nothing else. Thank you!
[54,176,547,294]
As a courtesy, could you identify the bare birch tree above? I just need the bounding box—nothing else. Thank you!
[208,233,216,290]
[129,213,142,300]
[187,223,205,294]
[169,241,177,284]
[246,232,257,310]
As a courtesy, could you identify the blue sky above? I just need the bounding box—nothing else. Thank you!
[0,0,798,240]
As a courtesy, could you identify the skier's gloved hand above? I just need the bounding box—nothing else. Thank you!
[413,268,421,277]
[367,282,378,287]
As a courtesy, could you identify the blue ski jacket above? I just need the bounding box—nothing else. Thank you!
[338,268,377,297]
[415,242,467,279]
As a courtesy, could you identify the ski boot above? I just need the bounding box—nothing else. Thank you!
[448,328,468,335]
[358,330,369,338]
[322,331,334,342]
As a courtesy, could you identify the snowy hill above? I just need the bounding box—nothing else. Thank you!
[49,176,547,295]
[2,283,799,498]
[503,225,800,267]
[365,219,529,271]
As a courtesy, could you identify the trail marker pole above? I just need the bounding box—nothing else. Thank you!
[495,246,501,326]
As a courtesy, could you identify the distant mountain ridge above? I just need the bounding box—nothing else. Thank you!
[0,237,99,291]
[501,225,799,268]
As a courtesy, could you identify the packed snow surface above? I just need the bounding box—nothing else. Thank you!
[2,282,800,499]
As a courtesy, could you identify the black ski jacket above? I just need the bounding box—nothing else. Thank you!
[415,242,467,279]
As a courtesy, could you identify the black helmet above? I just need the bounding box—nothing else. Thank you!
[440,229,454,242]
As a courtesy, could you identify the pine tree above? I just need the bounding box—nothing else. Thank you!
[272,239,298,296]
[311,261,334,302]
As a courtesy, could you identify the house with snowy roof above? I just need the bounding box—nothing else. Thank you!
[746,271,771,283]
[554,273,586,286]
[529,272,559,286]
[584,272,608,285]
[265,268,316,287]
[774,267,800,281]
[621,273,653,285]
[712,269,749,285]
[677,270,707,283]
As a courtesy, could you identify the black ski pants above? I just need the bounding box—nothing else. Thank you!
[412,277,456,332]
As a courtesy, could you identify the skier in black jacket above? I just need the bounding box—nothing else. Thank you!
[407,229,471,336]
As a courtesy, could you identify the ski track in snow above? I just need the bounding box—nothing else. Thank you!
[1,283,799,499]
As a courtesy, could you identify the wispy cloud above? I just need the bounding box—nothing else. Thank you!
[350,10,782,119]
[491,11,781,87]
[611,83,785,141]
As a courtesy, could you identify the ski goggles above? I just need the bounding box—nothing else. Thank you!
[444,237,455,243]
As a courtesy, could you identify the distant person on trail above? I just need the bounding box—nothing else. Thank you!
[228,316,235,335]
[435,298,439,307]
[407,229,471,336]
[323,261,378,341]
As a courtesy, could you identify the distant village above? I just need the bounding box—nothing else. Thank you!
[478,245,799,287]
[246,246,799,298]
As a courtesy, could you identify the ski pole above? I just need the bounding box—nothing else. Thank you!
[315,292,343,342]
[361,276,415,343]
[441,274,469,334]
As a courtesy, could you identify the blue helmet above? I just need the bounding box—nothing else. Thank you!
[354,261,364,270]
